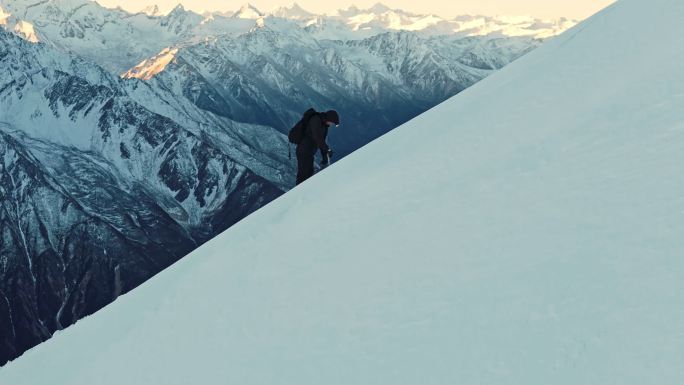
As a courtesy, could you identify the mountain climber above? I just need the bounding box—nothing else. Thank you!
[293,109,340,185]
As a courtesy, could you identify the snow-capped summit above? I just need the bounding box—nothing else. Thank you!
[157,4,203,41]
[12,19,38,42]
[172,3,184,12]
[2,0,683,383]
[269,3,314,20]
[123,47,178,80]
[233,3,264,19]
[0,0,575,73]
[368,2,394,14]
[166,3,187,16]
[0,4,39,42]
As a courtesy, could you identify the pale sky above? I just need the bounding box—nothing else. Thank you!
[96,0,616,20]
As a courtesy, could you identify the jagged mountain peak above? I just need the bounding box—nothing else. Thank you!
[161,2,203,20]
[140,4,161,17]
[167,3,186,15]
[233,3,263,19]
[368,2,393,13]
[0,4,40,42]
[0,0,575,75]
[279,2,306,11]
[269,2,314,20]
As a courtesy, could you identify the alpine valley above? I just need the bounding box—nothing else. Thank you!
[0,0,575,364]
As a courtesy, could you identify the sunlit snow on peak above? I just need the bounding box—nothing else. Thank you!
[122,47,178,80]
[269,3,314,20]
[233,3,263,19]
[0,6,9,25]
[13,20,39,42]
[0,6,40,42]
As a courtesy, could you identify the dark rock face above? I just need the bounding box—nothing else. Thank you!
[0,30,287,365]
[0,128,285,364]
[0,131,196,364]
[0,127,284,366]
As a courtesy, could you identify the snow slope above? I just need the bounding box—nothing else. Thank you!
[3,0,684,383]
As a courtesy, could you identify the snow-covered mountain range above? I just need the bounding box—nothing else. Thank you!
[0,1,575,71]
[122,26,540,155]
[0,0,576,365]
[0,0,571,154]
[0,26,290,364]
[309,3,574,40]
[2,0,681,382]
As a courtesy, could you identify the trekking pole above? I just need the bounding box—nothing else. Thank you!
[320,152,332,171]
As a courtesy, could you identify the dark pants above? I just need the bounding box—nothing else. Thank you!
[296,147,315,185]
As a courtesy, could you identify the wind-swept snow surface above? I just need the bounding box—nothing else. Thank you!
[3,0,684,383]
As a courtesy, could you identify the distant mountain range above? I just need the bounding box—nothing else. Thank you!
[0,0,575,365]
[0,1,576,72]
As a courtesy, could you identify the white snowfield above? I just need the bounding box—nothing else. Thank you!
[2,0,684,383]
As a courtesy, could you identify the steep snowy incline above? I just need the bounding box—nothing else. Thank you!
[3,0,684,383]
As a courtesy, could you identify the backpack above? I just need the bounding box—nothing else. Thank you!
[288,108,317,144]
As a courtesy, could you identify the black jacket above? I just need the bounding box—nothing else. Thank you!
[297,113,329,157]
